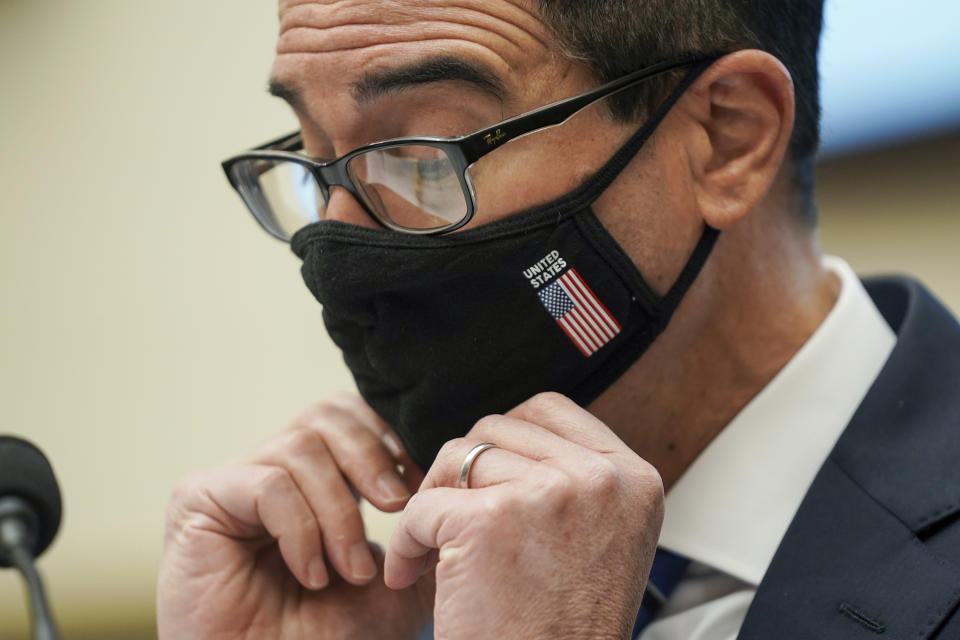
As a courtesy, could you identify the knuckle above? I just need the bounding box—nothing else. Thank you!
[633,460,665,498]
[168,471,204,508]
[337,437,386,478]
[292,401,327,426]
[329,508,364,539]
[292,506,321,537]
[514,391,576,424]
[424,439,467,488]
[258,466,295,498]
[319,392,375,424]
[164,469,228,539]
[165,474,203,527]
[471,493,509,533]
[581,456,623,496]
[533,467,574,508]
[354,430,385,459]
[319,394,354,417]
[403,491,421,512]
[326,485,363,518]
[627,460,665,523]
[293,399,348,430]
[337,392,375,417]
[527,391,567,412]
[435,438,468,464]
[469,414,506,439]
[283,423,326,454]
[532,390,565,404]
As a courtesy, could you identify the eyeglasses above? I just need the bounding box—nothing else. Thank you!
[222,57,709,241]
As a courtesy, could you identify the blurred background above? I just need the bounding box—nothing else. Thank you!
[0,1,956,638]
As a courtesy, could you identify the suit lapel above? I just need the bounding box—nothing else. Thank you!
[739,277,960,639]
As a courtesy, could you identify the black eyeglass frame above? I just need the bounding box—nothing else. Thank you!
[222,55,715,240]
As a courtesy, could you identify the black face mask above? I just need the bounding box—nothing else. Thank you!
[292,63,718,471]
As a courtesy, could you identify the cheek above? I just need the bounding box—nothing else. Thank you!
[464,119,627,229]
[466,149,584,227]
[592,134,703,296]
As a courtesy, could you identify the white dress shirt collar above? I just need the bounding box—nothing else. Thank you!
[657,256,897,586]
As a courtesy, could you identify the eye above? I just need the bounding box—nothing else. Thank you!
[414,157,455,181]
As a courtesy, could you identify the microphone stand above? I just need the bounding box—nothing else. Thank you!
[0,498,60,640]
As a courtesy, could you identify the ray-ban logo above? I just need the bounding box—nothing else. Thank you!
[483,128,506,146]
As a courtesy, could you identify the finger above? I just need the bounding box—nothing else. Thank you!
[194,464,329,591]
[400,455,427,494]
[384,486,485,589]
[323,392,418,469]
[506,392,624,452]
[299,402,413,511]
[347,405,426,494]
[462,413,590,467]
[422,438,538,491]
[255,426,379,585]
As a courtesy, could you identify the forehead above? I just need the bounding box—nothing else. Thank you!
[272,0,561,112]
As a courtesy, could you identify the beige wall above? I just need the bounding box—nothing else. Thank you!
[0,2,351,637]
[818,132,960,312]
[0,2,956,638]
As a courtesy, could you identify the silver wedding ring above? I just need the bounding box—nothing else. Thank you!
[457,442,499,489]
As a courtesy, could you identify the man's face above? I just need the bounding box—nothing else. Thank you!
[270,0,647,232]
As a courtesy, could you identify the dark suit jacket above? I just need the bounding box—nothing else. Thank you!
[739,277,960,639]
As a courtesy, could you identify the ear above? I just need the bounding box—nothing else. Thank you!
[682,50,796,229]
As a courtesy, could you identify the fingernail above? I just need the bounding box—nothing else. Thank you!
[377,470,410,503]
[308,556,329,590]
[350,542,377,581]
[382,432,404,459]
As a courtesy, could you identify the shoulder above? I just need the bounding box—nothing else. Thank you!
[837,275,960,535]
[740,275,960,639]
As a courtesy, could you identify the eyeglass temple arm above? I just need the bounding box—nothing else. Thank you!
[458,57,711,165]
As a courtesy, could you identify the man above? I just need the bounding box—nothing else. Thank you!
[158,1,960,638]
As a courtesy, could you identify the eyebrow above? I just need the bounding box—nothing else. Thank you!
[267,55,506,110]
[352,56,506,104]
[268,78,306,111]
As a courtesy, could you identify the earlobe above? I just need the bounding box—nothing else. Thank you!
[687,50,796,229]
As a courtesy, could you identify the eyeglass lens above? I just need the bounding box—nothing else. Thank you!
[231,158,325,239]
[232,145,468,239]
[346,145,467,231]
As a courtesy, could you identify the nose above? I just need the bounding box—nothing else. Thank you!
[324,187,381,229]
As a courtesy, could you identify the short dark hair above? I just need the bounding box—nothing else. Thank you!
[537,0,824,224]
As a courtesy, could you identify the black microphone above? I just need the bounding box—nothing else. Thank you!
[0,435,62,640]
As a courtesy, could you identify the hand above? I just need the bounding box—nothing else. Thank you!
[384,392,664,640]
[157,393,434,640]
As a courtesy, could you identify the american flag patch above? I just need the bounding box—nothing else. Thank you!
[538,269,622,356]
